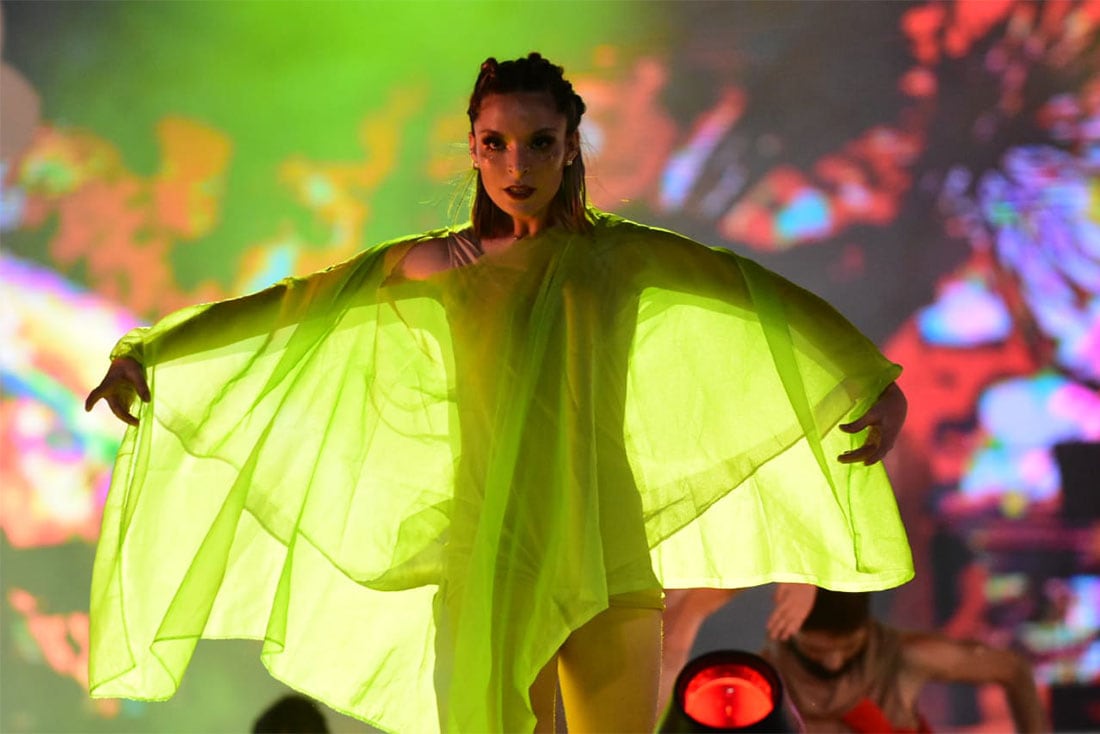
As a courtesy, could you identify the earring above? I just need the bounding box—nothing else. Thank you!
[565,158,574,167]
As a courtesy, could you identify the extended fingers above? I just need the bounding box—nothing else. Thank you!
[84,385,105,412]
[838,383,906,464]
[114,359,151,401]
[838,444,880,465]
[85,366,146,426]
[106,396,140,426]
[839,415,869,433]
[839,415,902,465]
[766,614,793,640]
[768,584,816,640]
[766,605,802,640]
[123,366,151,401]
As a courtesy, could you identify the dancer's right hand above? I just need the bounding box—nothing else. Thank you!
[85,357,149,426]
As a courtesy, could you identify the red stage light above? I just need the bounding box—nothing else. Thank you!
[657,650,797,732]
[682,663,775,728]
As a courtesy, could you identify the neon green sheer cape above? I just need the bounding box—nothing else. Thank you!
[89,209,911,732]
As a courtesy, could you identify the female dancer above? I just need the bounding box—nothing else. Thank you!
[86,53,910,733]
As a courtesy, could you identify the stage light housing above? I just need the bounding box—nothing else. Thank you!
[657,649,799,732]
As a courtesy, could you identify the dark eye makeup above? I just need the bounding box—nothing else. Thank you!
[478,131,558,153]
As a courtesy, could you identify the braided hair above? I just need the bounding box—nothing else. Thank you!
[467,53,591,236]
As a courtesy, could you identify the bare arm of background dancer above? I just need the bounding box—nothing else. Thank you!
[900,632,1049,733]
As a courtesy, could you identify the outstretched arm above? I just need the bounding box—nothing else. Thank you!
[85,357,149,426]
[81,244,401,428]
[837,381,907,465]
[902,632,1048,733]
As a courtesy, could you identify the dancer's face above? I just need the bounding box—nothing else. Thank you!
[787,626,869,680]
[469,92,579,232]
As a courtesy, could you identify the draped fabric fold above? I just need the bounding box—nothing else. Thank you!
[89,209,912,733]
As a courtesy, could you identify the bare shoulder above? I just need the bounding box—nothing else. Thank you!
[899,630,952,664]
[391,236,453,281]
[895,631,964,687]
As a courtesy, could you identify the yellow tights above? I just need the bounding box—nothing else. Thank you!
[530,604,663,733]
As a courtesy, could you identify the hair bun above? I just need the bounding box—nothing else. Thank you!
[467,53,585,134]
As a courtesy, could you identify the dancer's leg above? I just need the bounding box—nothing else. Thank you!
[558,605,662,733]
[530,652,560,733]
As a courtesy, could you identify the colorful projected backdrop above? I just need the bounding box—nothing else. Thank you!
[1,1,1097,731]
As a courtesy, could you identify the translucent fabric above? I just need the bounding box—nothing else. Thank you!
[89,209,912,733]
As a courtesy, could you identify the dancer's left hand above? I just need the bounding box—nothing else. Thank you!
[837,381,907,465]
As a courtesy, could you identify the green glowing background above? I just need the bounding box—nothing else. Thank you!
[5,0,661,301]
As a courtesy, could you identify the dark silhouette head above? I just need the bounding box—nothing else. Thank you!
[801,590,871,634]
[252,694,330,733]
[787,590,873,680]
